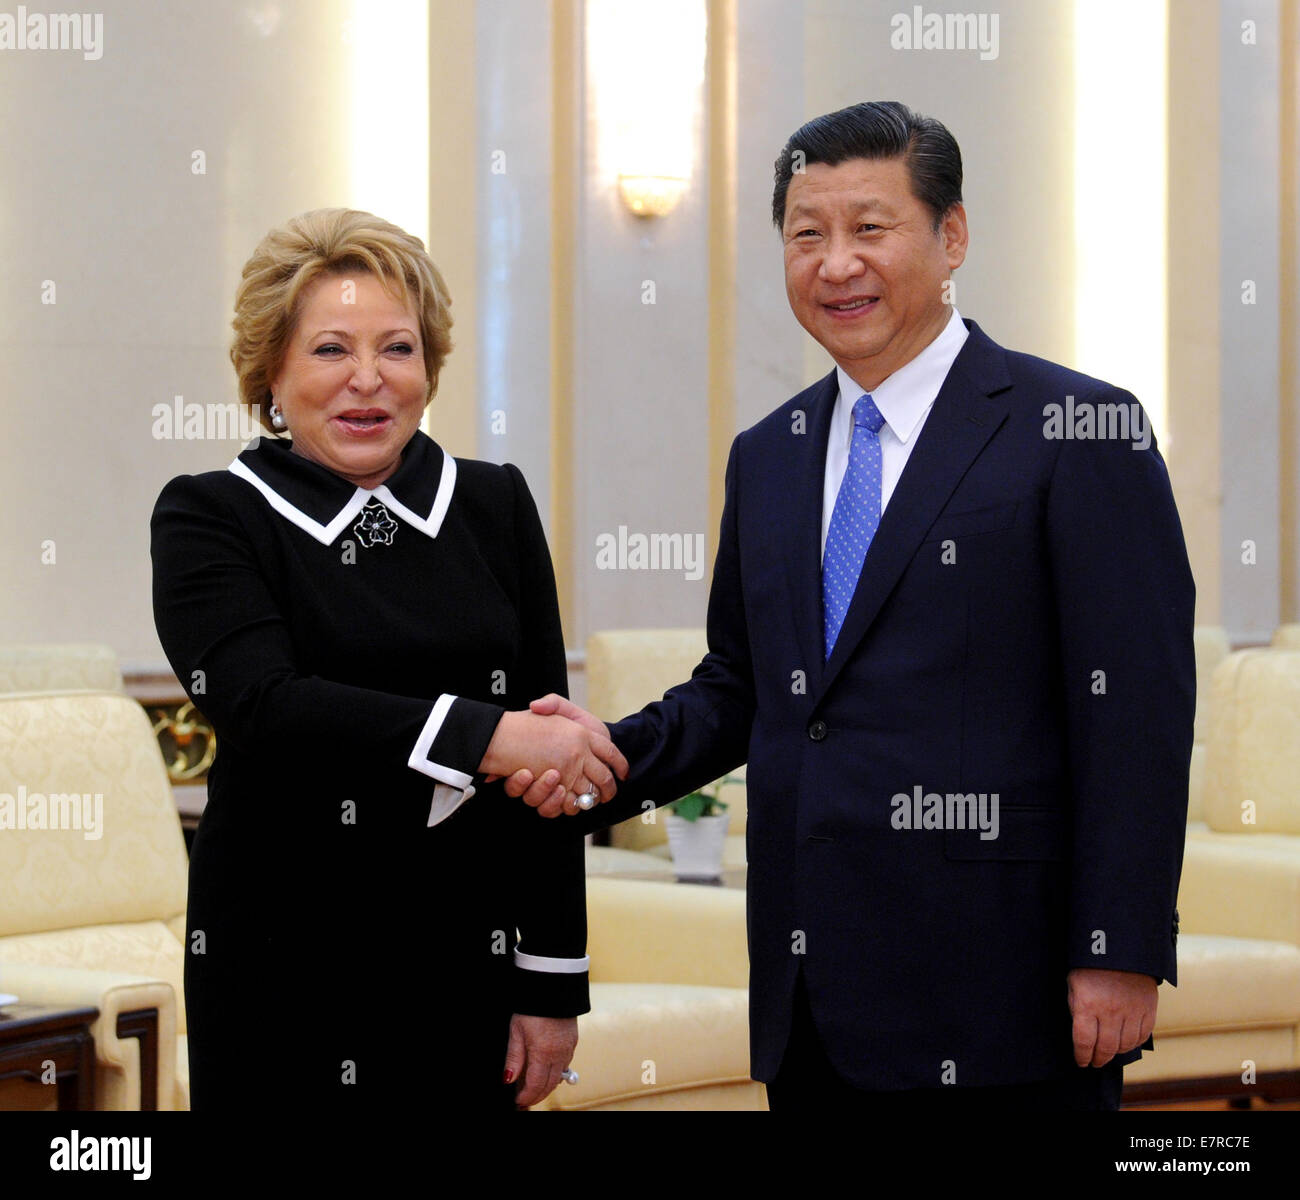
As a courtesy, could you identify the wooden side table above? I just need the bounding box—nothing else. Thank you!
[0,1003,98,1110]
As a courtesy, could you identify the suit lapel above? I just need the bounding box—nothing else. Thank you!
[814,322,1013,705]
[779,370,838,692]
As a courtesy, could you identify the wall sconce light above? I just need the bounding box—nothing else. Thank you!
[617,174,688,218]
[589,0,705,221]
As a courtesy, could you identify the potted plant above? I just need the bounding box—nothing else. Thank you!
[665,774,743,881]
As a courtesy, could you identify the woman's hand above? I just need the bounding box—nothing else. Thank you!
[505,1014,579,1109]
[479,709,627,806]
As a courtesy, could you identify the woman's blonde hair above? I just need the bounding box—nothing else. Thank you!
[230,208,453,430]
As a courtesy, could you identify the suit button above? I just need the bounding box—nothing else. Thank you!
[808,720,827,741]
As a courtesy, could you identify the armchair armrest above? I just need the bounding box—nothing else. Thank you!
[0,962,178,1111]
[586,877,748,988]
[1178,838,1300,947]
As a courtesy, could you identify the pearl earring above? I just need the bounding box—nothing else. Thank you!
[269,402,287,432]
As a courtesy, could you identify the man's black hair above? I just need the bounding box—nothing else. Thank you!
[772,101,963,232]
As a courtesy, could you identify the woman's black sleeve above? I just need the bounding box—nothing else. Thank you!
[150,473,504,799]
[500,462,591,1018]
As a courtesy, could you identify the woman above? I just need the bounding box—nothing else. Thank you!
[151,209,625,1112]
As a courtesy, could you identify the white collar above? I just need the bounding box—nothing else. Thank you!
[227,430,457,546]
[833,307,969,444]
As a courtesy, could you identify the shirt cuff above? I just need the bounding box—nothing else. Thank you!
[407,693,475,788]
[427,781,475,827]
[513,949,591,974]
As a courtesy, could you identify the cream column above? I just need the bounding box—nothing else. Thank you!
[1168,0,1223,627]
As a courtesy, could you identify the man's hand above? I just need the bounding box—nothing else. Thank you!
[500,695,619,817]
[1067,967,1158,1067]
[505,1014,578,1109]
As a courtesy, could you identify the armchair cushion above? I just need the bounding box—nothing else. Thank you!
[1178,837,1300,946]
[0,693,188,935]
[537,983,761,1110]
[586,877,748,988]
[1203,650,1300,834]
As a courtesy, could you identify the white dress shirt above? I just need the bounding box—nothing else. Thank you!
[820,307,970,559]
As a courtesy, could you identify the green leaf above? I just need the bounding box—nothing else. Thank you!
[670,792,707,822]
[669,790,730,820]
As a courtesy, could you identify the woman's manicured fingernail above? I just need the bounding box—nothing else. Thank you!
[504,1068,514,1084]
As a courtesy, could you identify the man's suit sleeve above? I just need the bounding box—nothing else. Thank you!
[1045,387,1195,985]
[577,437,756,834]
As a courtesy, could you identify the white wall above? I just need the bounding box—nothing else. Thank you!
[0,0,356,665]
[800,0,1077,372]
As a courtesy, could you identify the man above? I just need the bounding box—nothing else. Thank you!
[513,101,1194,1110]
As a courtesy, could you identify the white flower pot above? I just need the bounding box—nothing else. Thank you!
[666,811,730,880]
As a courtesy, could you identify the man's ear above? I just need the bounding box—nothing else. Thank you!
[941,203,969,271]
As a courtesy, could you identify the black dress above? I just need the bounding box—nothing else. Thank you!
[150,431,589,1112]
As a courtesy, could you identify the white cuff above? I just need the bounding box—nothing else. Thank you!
[513,949,591,974]
[408,694,473,788]
[427,782,476,827]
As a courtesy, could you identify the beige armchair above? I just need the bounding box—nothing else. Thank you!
[537,877,762,1110]
[1272,625,1300,651]
[1124,648,1300,1105]
[585,629,747,871]
[0,690,189,1110]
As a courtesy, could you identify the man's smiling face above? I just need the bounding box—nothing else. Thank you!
[781,155,968,392]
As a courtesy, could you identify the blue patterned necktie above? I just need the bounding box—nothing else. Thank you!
[822,393,886,659]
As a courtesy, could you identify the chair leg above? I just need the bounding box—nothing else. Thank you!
[115,1009,159,1112]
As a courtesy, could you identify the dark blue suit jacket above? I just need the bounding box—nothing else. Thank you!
[583,320,1195,1089]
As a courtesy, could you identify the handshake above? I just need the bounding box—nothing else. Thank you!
[479,694,629,817]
